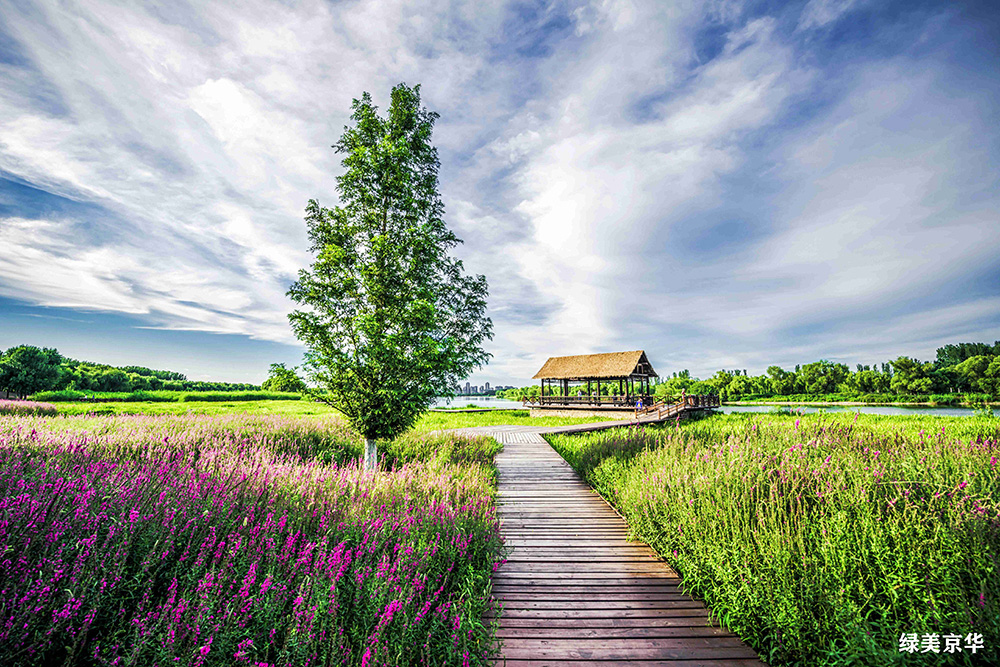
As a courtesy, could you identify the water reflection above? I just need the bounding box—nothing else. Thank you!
[431,396,525,410]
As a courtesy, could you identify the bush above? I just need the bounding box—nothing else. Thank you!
[34,390,177,402]
[177,391,302,402]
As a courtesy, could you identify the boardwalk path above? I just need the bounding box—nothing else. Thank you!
[452,424,766,666]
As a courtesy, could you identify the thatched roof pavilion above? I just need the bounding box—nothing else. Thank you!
[530,350,658,408]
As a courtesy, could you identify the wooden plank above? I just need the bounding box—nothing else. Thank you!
[496,593,692,602]
[498,647,760,660]
[495,626,731,639]
[494,659,765,667]
[496,617,722,629]
[494,572,680,580]
[499,600,706,610]
[498,637,751,650]
[489,609,711,619]
[487,429,763,666]
[493,585,686,594]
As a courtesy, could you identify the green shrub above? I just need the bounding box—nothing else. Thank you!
[177,391,302,402]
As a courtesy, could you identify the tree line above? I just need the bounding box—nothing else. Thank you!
[500,341,1000,403]
[0,345,259,399]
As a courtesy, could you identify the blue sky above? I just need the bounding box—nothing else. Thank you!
[1,0,998,385]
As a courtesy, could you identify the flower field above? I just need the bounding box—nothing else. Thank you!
[0,412,504,666]
[548,413,1000,666]
[0,399,57,416]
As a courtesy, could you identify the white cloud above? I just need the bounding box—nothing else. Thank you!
[798,0,861,30]
[0,0,997,384]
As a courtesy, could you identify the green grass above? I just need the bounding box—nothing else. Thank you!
[547,412,1000,667]
[51,402,612,430]
[413,409,617,431]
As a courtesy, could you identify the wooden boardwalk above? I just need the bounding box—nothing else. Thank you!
[486,430,766,666]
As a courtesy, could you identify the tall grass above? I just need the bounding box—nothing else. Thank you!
[548,413,1000,666]
[731,393,996,406]
[0,399,57,416]
[0,412,504,666]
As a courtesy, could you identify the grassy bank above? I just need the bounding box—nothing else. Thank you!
[726,392,997,406]
[48,399,328,417]
[47,401,610,430]
[548,413,1000,666]
[31,389,302,403]
[0,411,505,666]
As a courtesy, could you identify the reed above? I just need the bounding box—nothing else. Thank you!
[548,413,1000,666]
[0,412,504,666]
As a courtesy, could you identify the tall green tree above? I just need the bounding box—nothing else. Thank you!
[0,345,62,399]
[288,83,492,468]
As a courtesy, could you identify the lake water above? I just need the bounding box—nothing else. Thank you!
[432,396,525,409]
[432,396,985,417]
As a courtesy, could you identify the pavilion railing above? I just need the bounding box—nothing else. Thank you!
[523,394,720,415]
[522,395,653,408]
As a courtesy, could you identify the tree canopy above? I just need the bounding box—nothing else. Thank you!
[261,363,308,393]
[288,83,492,467]
[0,345,62,399]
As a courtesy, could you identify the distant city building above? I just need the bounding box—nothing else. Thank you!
[464,381,471,394]
[484,382,491,392]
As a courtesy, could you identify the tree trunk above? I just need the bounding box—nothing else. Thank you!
[363,437,378,470]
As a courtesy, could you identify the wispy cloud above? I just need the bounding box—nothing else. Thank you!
[1,0,997,382]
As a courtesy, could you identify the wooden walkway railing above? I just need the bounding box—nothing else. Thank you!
[488,429,765,665]
[523,394,721,417]
[522,395,655,408]
[634,395,720,422]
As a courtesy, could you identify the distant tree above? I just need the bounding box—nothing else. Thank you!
[726,374,755,399]
[261,363,308,393]
[288,83,492,469]
[798,360,850,395]
[843,368,890,395]
[689,380,717,396]
[954,355,998,394]
[985,358,1000,396]
[935,341,1000,368]
[0,345,62,399]
[766,366,797,396]
[96,368,130,392]
[889,357,939,395]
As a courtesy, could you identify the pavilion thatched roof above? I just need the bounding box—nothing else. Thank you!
[532,350,658,380]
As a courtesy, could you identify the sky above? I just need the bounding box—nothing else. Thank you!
[1,0,998,385]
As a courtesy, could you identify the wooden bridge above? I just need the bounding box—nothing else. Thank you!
[633,395,720,422]
[483,428,765,666]
[522,395,721,422]
[451,402,764,666]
